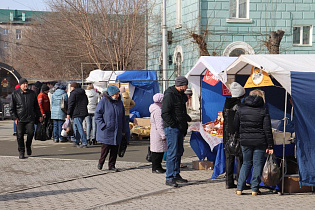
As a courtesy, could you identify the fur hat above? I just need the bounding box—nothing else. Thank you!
[230,82,245,98]
[107,85,120,96]
[19,78,28,85]
[175,76,188,87]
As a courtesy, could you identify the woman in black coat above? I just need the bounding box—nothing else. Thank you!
[234,89,274,196]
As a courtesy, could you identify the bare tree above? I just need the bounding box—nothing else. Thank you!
[16,0,149,80]
[264,30,285,54]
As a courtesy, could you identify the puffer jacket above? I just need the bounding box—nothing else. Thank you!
[95,92,126,145]
[122,92,135,116]
[149,102,167,153]
[67,87,88,118]
[10,88,41,122]
[51,89,68,120]
[223,97,242,145]
[85,89,99,114]
[162,86,191,136]
[234,95,274,149]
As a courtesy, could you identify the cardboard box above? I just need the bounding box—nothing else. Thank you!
[284,175,312,194]
[134,118,151,127]
[192,160,214,170]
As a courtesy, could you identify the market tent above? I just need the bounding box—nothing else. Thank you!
[85,69,125,91]
[116,70,159,117]
[225,54,315,186]
[186,56,237,96]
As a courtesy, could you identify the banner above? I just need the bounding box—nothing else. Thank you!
[222,83,231,95]
[203,69,219,86]
[244,66,274,88]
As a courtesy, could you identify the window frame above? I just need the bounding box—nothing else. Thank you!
[3,28,9,35]
[293,25,313,47]
[16,29,22,40]
[227,0,252,23]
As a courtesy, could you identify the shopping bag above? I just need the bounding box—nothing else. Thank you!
[35,122,47,141]
[262,154,281,186]
[146,146,152,162]
[225,133,242,156]
[118,135,128,158]
[62,119,74,137]
[46,120,53,139]
[60,94,67,114]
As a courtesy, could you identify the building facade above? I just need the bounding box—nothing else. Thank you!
[148,0,315,81]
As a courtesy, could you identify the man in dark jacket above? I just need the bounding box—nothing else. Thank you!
[67,82,88,148]
[223,82,245,189]
[10,78,42,159]
[162,76,192,187]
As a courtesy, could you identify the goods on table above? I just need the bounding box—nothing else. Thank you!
[202,111,223,137]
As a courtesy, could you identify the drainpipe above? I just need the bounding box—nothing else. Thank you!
[162,0,168,92]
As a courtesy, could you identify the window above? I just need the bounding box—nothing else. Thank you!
[16,29,22,39]
[3,28,9,35]
[293,26,312,46]
[3,42,8,48]
[229,0,248,19]
[176,0,182,28]
[223,41,255,56]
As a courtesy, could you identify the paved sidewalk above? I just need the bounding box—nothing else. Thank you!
[0,155,314,210]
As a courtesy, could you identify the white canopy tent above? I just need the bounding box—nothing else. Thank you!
[186,56,237,96]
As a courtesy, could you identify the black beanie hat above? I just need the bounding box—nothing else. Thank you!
[175,76,188,87]
[41,84,49,92]
[19,78,28,85]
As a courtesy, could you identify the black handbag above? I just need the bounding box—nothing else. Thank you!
[225,133,242,156]
[146,146,152,162]
[35,122,47,141]
[118,135,128,157]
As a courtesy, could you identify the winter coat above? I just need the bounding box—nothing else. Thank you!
[223,97,242,145]
[149,103,167,153]
[95,92,126,145]
[51,89,68,120]
[67,87,88,118]
[85,89,99,114]
[122,92,135,116]
[37,92,50,115]
[234,95,274,149]
[10,88,41,122]
[162,86,191,136]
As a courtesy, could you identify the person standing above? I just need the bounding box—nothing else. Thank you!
[223,82,245,189]
[10,78,42,159]
[95,85,125,171]
[37,84,51,138]
[13,84,20,136]
[85,84,99,145]
[234,89,274,196]
[162,76,192,187]
[67,82,88,148]
[149,93,167,173]
[121,91,135,143]
[51,84,68,143]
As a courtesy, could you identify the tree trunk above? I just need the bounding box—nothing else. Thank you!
[266,30,285,54]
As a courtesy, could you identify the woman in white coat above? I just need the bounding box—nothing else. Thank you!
[149,93,167,173]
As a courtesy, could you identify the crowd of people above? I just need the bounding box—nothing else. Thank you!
[9,76,274,195]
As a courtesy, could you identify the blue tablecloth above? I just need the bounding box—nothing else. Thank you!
[190,131,295,181]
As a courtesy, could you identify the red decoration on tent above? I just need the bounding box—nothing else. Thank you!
[203,69,219,86]
[222,83,231,95]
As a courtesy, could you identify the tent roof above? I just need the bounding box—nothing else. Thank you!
[86,69,125,82]
[225,54,315,94]
[186,56,237,95]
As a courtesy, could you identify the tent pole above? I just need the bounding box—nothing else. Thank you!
[281,90,288,194]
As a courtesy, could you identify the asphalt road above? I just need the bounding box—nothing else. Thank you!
[0,120,195,162]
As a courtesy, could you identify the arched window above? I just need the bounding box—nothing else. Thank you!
[173,45,183,76]
[223,41,254,57]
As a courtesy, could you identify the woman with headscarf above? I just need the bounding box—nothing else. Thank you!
[149,93,167,173]
[95,85,126,171]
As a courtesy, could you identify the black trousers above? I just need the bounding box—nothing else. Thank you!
[16,121,35,154]
[225,150,243,187]
[99,144,118,169]
[151,152,164,171]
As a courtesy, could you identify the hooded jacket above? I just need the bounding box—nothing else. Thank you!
[10,88,41,122]
[149,101,167,153]
[67,87,88,118]
[234,95,274,149]
[95,92,126,145]
[122,92,135,116]
[51,88,68,120]
[85,89,99,114]
[162,86,191,136]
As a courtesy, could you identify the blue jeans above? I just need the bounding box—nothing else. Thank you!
[53,120,64,141]
[124,116,130,142]
[85,114,96,140]
[164,127,184,181]
[73,117,88,145]
[237,145,266,192]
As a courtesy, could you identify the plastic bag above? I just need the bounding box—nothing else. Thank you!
[146,146,152,162]
[225,133,242,156]
[262,154,281,186]
[62,119,74,137]
[118,135,128,157]
[35,122,47,141]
